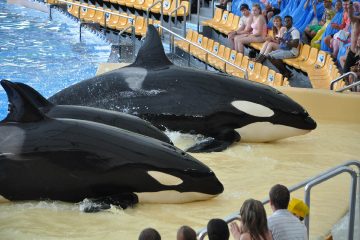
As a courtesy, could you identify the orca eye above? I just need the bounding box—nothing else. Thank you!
[231,100,274,117]
[147,171,183,186]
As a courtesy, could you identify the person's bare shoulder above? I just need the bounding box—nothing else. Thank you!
[239,232,252,240]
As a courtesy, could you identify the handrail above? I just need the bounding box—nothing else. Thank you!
[330,71,357,90]
[197,160,360,240]
[118,25,136,61]
[169,5,187,54]
[53,0,134,20]
[146,0,163,26]
[304,166,357,240]
[155,25,248,79]
[337,79,360,92]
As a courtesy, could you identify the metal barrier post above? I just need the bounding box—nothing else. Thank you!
[197,0,200,32]
[330,71,358,90]
[304,166,357,240]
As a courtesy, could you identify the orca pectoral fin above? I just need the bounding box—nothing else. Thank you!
[80,193,139,213]
[186,129,240,153]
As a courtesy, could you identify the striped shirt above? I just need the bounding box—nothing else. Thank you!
[268,209,308,240]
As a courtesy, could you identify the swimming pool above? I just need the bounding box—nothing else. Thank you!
[0,0,111,120]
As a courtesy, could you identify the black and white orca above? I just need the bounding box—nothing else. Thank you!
[10,80,172,144]
[0,80,223,210]
[49,25,317,152]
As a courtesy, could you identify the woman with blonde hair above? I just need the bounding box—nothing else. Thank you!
[252,16,286,63]
[234,4,267,54]
[230,199,272,240]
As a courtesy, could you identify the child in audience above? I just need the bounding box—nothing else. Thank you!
[230,199,272,240]
[252,16,286,63]
[207,218,230,240]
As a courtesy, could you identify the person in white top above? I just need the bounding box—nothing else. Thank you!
[228,3,253,50]
[268,184,308,240]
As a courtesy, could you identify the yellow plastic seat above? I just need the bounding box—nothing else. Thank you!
[190,34,203,53]
[210,11,229,29]
[308,55,334,78]
[109,0,118,4]
[127,16,145,35]
[208,44,224,67]
[263,69,276,85]
[224,50,237,72]
[273,73,284,86]
[67,2,80,18]
[305,51,328,76]
[176,1,190,16]
[216,47,231,71]
[133,0,145,10]
[226,53,243,75]
[223,15,239,35]
[283,44,310,68]
[116,14,133,31]
[141,0,155,11]
[250,42,264,51]
[247,61,262,81]
[175,30,193,50]
[94,7,106,26]
[300,47,319,72]
[192,37,209,58]
[83,5,97,22]
[125,0,136,8]
[106,10,121,29]
[79,3,89,20]
[117,0,127,5]
[152,0,172,14]
[232,55,248,78]
[202,8,223,27]
[214,13,233,33]
[164,0,180,15]
[254,65,269,83]
[182,31,198,52]
[205,42,220,65]
[197,39,214,62]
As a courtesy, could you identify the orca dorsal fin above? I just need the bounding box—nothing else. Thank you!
[131,25,173,68]
[15,82,53,109]
[1,80,47,123]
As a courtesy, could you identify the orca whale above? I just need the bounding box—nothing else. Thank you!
[0,80,223,209]
[9,80,172,144]
[49,25,317,152]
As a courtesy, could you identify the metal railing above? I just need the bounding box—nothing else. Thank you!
[197,0,201,32]
[197,160,360,240]
[157,25,248,79]
[118,25,136,61]
[330,72,358,91]
[169,5,187,37]
[48,0,135,42]
[146,0,163,26]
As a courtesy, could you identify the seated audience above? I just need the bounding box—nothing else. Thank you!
[304,0,335,44]
[234,4,267,54]
[268,184,308,240]
[228,4,253,50]
[230,198,272,240]
[138,228,161,240]
[207,218,230,240]
[177,225,197,240]
[217,0,232,10]
[260,0,281,22]
[252,16,286,63]
[267,15,300,79]
[323,0,351,59]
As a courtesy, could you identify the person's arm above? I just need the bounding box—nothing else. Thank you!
[230,222,242,240]
[304,0,310,10]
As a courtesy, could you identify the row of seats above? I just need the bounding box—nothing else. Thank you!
[175,30,287,87]
[102,0,189,17]
[67,2,160,36]
[202,8,239,35]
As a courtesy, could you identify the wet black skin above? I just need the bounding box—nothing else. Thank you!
[13,81,172,145]
[49,25,317,152]
[0,80,224,209]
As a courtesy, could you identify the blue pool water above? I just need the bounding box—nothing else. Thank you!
[0,1,111,120]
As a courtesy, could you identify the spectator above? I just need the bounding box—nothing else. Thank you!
[304,0,335,44]
[323,0,352,58]
[260,0,281,22]
[138,228,161,240]
[268,184,308,240]
[234,4,267,54]
[216,0,232,10]
[252,16,286,63]
[230,199,272,240]
[207,218,230,240]
[177,225,197,240]
[228,3,253,50]
[267,15,300,79]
